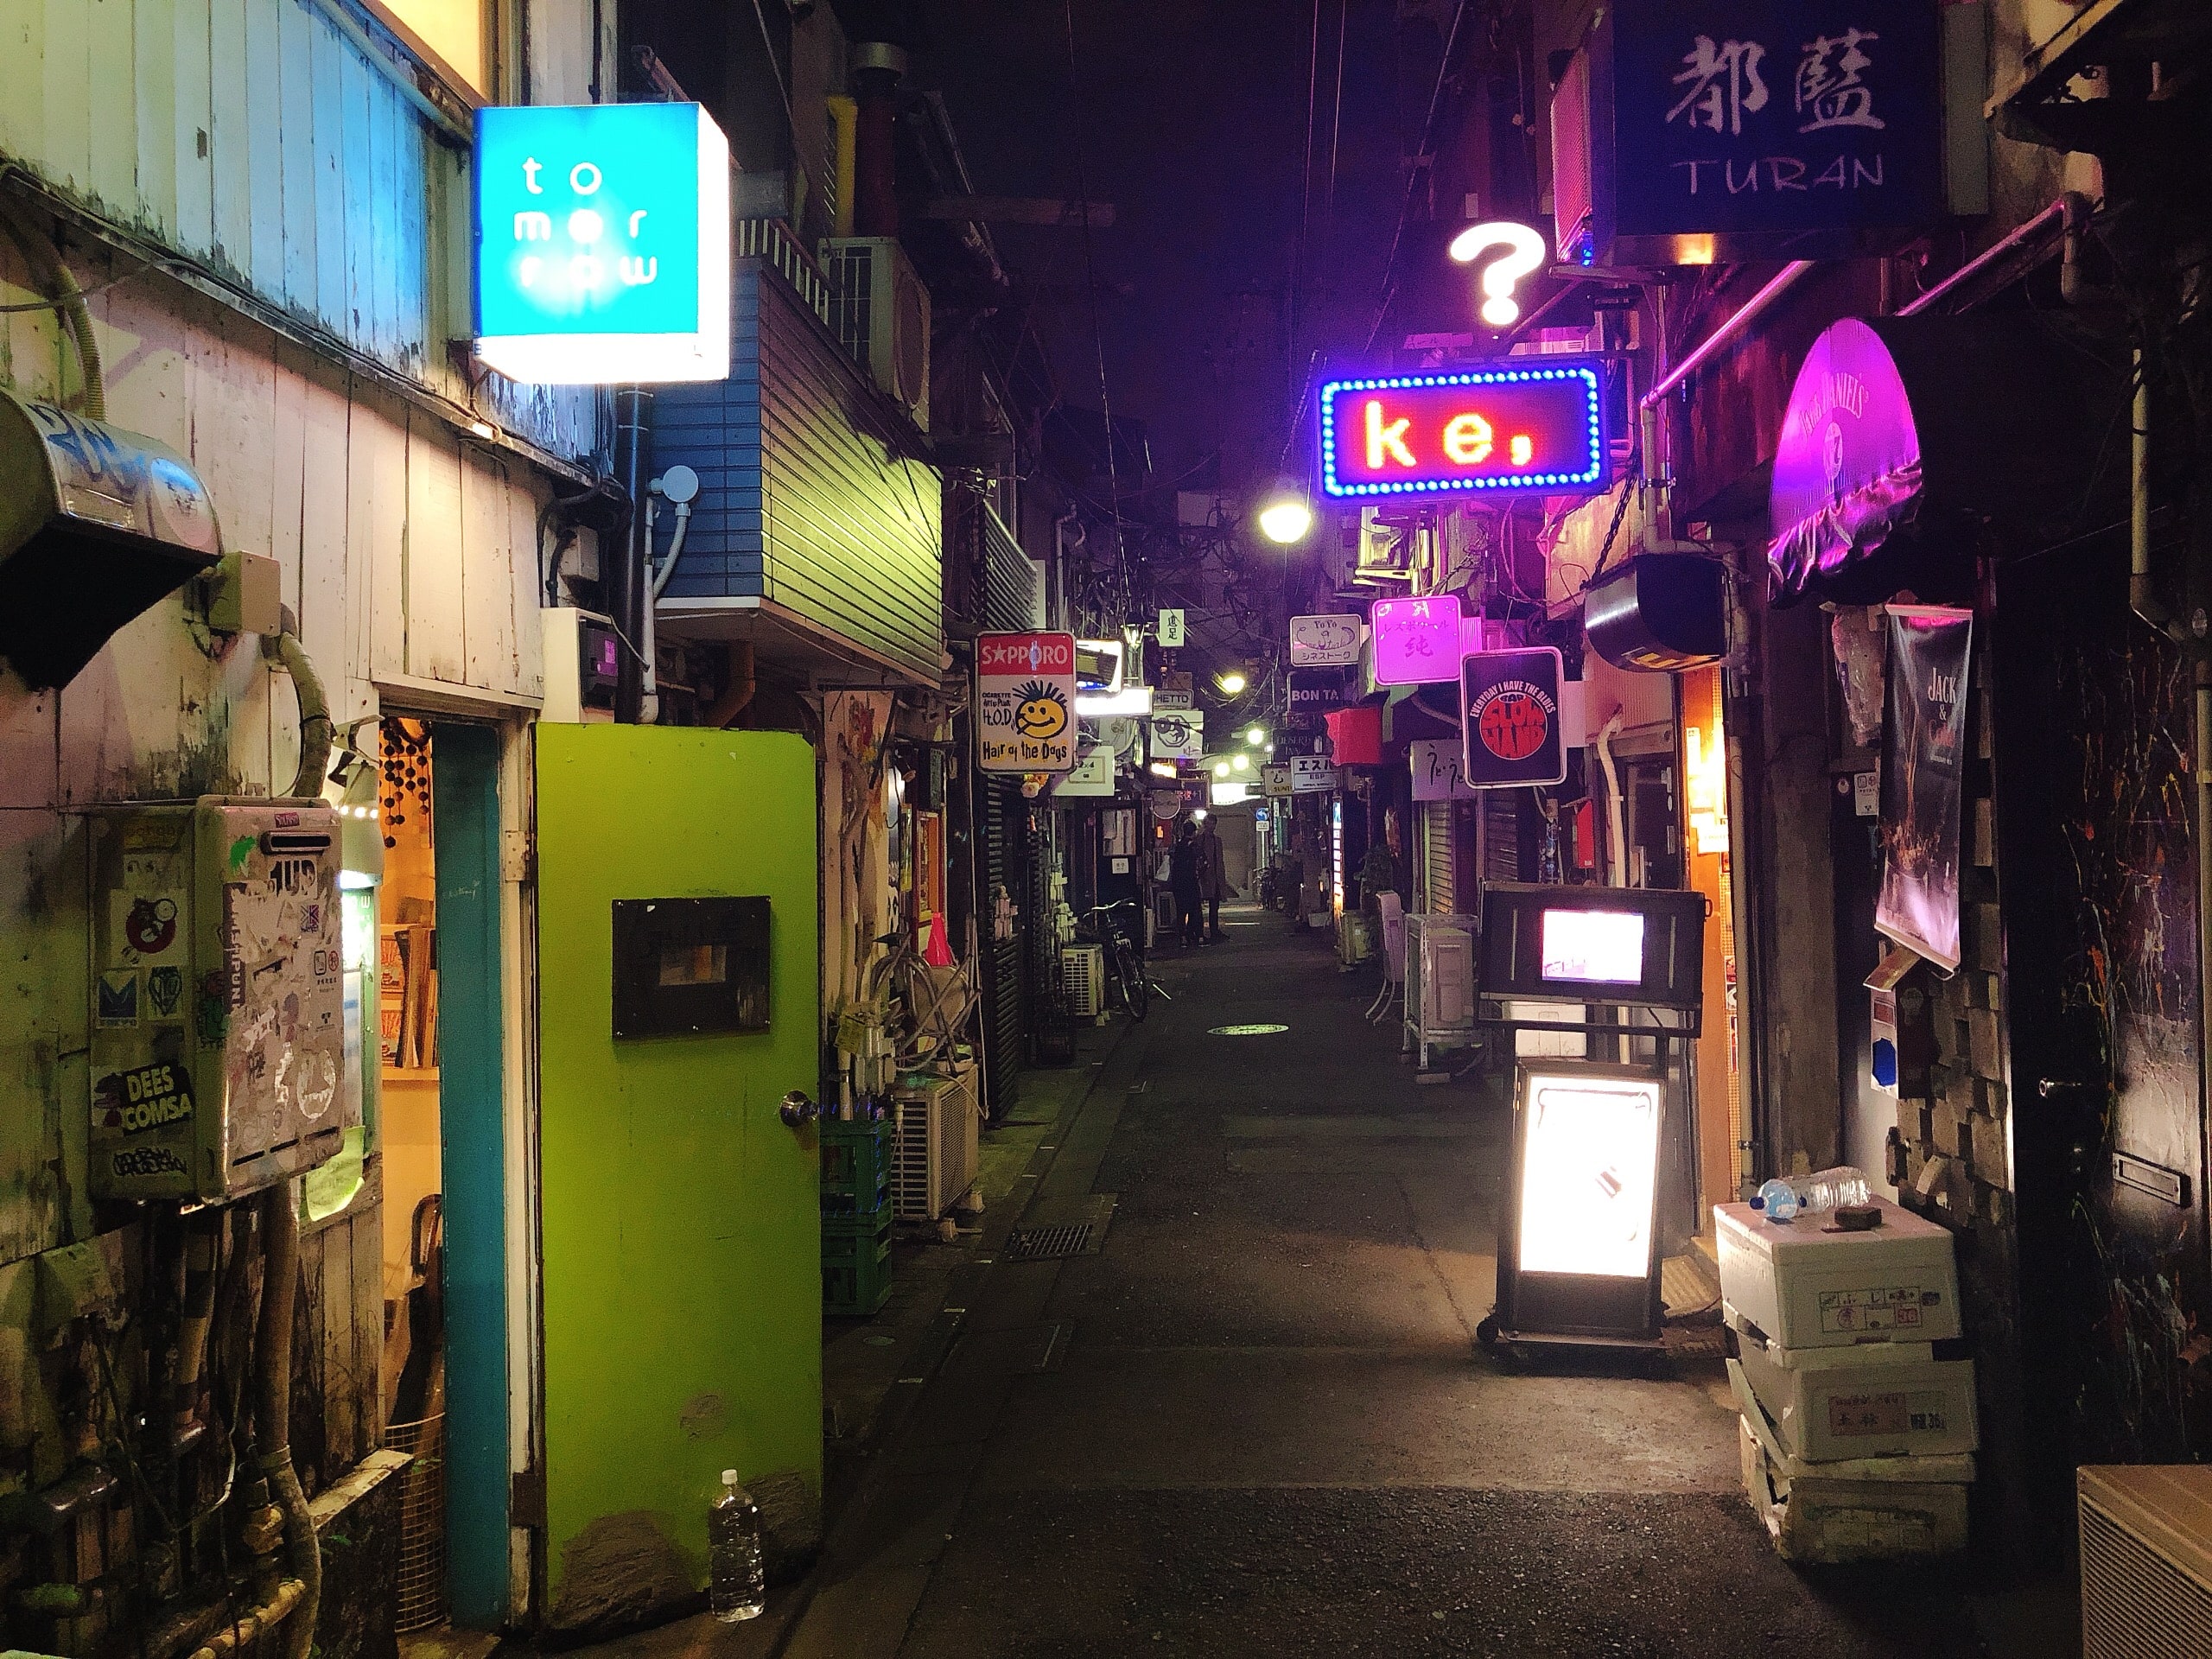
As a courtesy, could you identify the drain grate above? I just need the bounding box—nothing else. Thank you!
[1001,1222,1095,1261]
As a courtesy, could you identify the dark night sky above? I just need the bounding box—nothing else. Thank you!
[911,0,1404,498]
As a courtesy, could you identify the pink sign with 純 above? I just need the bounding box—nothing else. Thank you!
[1370,594,1464,686]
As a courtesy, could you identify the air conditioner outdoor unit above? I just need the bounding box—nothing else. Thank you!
[893,1065,979,1221]
[2079,1464,2212,1656]
[1061,944,1105,1019]
[820,236,931,430]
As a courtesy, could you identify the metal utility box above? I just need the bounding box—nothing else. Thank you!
[89,798,353,1202]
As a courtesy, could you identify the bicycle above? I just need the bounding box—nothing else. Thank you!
[1078,899,1159,1022]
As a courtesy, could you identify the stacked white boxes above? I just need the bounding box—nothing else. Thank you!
[1715,1198,1977,1563]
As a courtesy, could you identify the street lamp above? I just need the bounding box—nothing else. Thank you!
[1244,725,1268,747]
[1214,669,1249,696]
[1213,760,1231,779]
[1255,492,1314,546]
[1231,753,1250,772]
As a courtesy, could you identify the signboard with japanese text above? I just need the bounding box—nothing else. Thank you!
[1460,647,1567,788]
[1410,739,1482,802]
[1597,0,1943,262]
[977,632,1078,773]
[1371,594,1465,685]
[474,103,731,383]
[1147,709,1204,762]
[1319,365,1609,501]
[1289,754,1339,794]
[1289,613,1364,667]
[1050,746,1117,798]
[1262,764,1293,798]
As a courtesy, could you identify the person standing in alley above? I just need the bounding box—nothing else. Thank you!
[1196,814,1234,943]
[1171,819,1204,946]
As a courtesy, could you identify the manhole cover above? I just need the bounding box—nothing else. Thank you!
[1001,1223,1095,1261]
[1209,1023,1289,1036]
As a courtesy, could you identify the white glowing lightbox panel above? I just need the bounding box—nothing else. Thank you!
[474,103,731,385]
[1538,906,1645,985]
[1515,1066,1664,1280]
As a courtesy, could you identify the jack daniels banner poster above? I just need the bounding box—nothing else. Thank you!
[1876,605,1973,972]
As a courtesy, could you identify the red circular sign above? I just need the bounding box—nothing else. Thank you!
[1478,690,1548,761]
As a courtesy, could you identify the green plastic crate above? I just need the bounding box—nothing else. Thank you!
[820,1118,894,1217]
[822,1221,892,1317]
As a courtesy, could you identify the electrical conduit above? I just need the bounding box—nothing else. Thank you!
[0,195,105,421]
[254,1181,320,1659]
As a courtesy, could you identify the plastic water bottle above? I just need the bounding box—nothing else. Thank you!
[1793,1166,1872,1213]
[1755,1178,1802,1222]
[708,1471,765,1623]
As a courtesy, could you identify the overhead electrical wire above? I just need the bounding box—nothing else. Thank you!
[1060,0,1134,620]
[1363,0,1474,353]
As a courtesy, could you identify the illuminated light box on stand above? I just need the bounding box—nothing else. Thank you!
[1495,1062,1668,1343]
[474,102,731,385]
[1318,361,1610,500]
[1473,882,1707,1358]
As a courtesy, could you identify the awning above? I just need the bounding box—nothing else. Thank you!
[1767,315,2115,606]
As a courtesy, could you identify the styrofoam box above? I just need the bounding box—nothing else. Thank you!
[1738,1418,1971,1564]
[1714,1197,1961,1349]
[1737,1334,1979,1461]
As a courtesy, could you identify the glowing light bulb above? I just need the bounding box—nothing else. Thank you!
[1245,726,1267,747]
[1213,761,1231,779]
[1256,498,1314,545]
[1217,671,1248,696]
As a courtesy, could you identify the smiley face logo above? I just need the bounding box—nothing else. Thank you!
[1012,680,1070,742]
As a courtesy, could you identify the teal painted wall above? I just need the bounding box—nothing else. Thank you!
[535,726,822,1592]
[432,723,510,1626]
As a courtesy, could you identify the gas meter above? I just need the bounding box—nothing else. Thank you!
[89,798,354,1202]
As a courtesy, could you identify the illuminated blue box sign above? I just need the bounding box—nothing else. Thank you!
[1318,363,1608,499]
[474,103,730,385]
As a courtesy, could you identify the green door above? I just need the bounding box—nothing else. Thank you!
[535,726,821,1617]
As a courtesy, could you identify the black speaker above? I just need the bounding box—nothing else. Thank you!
[1583,554,1726,672]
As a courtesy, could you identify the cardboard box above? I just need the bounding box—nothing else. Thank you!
[1715,1197,1961,1349]
[1736,1335,1978,1461]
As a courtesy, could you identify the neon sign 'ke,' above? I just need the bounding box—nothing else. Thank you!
[1316,363,1608,500]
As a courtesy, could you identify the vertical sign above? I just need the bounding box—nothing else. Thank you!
[977,632,1077,773]
[1460,647,1567,787]
[1371,594,1466,685]
[474,103,732,384]
[1876,606,1972,971]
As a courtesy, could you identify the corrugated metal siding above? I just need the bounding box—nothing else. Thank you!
[982,501,1044,630]
[1482,794,1522,885]
[979,778,1026,1116]
[655,259,943,682]
[1422,801,1457,913]
[0,0,594,461]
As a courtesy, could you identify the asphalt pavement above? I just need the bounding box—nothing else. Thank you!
[774,905,2013,1659]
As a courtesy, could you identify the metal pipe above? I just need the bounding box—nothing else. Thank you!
[611,389,651,723]
[2198,665,2212,1196]
[1898,192,2093,317]
[2126,348,2168,633]
[1639,262,1816,410]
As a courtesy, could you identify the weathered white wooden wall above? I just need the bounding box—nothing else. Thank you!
[0,0,599,459]
[0,229,553,1261]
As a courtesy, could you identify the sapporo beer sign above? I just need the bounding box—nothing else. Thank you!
[1461,647,1567,788]
[978,632,1078,773]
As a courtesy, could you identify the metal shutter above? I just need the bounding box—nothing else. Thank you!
[1422,801,1457,913]
[1482,793,1522,884]
[979,779,1027,1117]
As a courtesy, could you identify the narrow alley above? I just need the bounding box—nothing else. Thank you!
[769,912,1996,1659]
